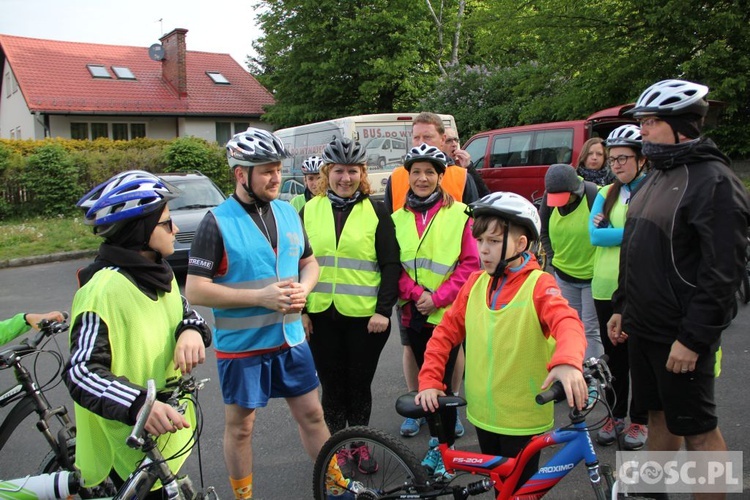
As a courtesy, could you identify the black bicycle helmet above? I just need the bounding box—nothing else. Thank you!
[226,127,290,169]
[403,143,448,174]
[322,137,367,165]
[626,79,709,118]
[605,125,642,150]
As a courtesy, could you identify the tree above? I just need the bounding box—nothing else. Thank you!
[252,0,444,128]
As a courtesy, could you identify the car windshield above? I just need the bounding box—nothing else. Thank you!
[365,138,385,148]
[167,178,226,210]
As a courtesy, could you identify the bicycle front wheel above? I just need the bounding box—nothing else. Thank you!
[39,438,118,498]
[312,426,430,500]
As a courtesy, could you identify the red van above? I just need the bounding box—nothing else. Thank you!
[463,104,636,202]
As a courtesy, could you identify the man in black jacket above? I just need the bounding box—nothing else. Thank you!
[609,80,749,497]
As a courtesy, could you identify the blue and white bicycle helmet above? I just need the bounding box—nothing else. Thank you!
[605,125,642,150]
[403,143,448,173]
[77,170,181,238]
[627,79,709,118]
[226,127,290,169]
[301,156,324,175]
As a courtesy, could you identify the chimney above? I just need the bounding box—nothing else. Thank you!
[159,28,188,98]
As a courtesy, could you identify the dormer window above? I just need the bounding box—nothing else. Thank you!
[87,64,112,78]
[207,71,230,85]
[112,66,136,80]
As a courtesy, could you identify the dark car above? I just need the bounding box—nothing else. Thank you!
[159,172,227,273]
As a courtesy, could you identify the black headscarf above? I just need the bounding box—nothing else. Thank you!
[78,205,174,299]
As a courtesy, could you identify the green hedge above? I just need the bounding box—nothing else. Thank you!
[0,136,234,220]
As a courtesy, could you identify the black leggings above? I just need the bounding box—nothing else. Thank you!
[308,308,390,434]
[475,428,539,489]
[593,299,646,424]
[406,324,458,444]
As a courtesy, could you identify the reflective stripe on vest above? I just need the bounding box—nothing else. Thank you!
[464,270,555,435]
[391,165,467,211]
[392,202,468,324]
[212,197,305,352]
[304,196,381,316]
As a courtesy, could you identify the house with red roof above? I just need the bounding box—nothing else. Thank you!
[0,29,275,143]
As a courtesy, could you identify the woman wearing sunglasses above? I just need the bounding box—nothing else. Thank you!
[588,125,648,451]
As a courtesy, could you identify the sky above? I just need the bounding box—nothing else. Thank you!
[0,0,263,67]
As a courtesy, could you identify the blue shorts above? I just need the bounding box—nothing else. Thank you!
[217,343,320,409]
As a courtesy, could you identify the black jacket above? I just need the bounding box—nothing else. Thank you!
[612,138,750,354]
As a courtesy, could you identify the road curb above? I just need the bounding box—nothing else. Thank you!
[0,250,97,269]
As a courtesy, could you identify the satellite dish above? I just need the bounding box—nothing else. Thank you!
[148,43,165,61]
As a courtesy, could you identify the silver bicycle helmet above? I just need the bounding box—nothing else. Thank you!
[627,79,709,118]
[605,125,642,149]
[322,137,367,165]
[77,170,181,238]
[403,143,448,173]
[301,156,324,174]
[468,192,541,241]
[226,127,290,169]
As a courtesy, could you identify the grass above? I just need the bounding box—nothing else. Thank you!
[0,216,100,262]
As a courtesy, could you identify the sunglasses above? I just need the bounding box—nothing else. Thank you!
[156,218,174,232]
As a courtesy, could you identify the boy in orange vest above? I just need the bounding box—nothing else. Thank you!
[415,192,587,485]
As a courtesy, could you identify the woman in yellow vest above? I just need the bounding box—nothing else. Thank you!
[589,125,649,450]
[301,137,400,476]
[63,170,212,493]
[391,143,480,479]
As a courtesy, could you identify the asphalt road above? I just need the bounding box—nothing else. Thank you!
[1,258,748,499]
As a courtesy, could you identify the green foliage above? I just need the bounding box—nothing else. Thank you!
[0,137,232,218]
[162,136,233,194]
[22,143,85,217]
[253,0,445,127]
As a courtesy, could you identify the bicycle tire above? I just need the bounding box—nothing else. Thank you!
[38,437,118,498]
[312,426,430,500]
[591,463,615,500]
[741,269,750,304]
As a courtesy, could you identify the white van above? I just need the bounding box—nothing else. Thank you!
[274,113,456,200]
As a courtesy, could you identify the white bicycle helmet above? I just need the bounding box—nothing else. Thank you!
[469,192,541,241]
[226,127,290,169]
[403,143,448,173]
[301,156,324,174]
[627,79,709,118]
[605,125,642,149]
[322,137,367,165]
[77,170,181,238]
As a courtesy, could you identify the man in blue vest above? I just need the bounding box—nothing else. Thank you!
[187,128,356,499]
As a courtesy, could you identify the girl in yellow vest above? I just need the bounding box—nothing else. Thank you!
[589,125,649,450]
[301,137,400,478]
[391,143,480,479]
[415,192,587,487]
[63,170,212,494]
[291,155,323,211]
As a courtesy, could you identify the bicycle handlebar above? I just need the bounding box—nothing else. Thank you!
[127,380,156,449]
[535,355,610,405]
[0,313,69,368]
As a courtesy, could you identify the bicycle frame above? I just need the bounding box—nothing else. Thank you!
[0,319,76,469]
[438,416,604,499]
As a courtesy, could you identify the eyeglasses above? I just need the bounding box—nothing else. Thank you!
[156,218,174,232]
[445,137,460,144]
[638,117,663,128]
[607,155,636,167]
